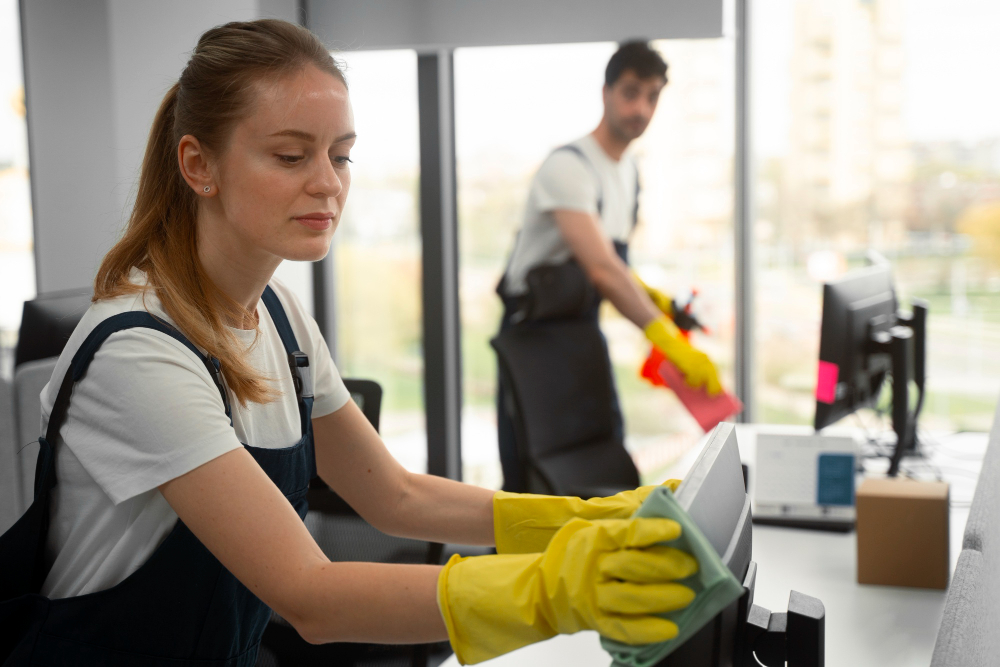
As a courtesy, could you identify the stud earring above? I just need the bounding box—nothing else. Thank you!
[203,186,211,193]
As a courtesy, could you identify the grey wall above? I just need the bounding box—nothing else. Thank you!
[307,0,724,52]
[21,0,297,293]
[21,0,118,294]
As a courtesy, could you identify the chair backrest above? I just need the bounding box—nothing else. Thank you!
[15,288,92,368]
[931,400,1000,666]
[343,378,383,434]
[11,357,58,516]
[491,319,639,496]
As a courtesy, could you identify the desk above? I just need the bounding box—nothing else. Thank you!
[441,427,987,667]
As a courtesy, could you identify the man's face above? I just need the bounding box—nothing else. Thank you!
[603,69,667,142]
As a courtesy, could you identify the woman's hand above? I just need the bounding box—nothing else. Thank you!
[439,516,699,664]
[493,479,683,554]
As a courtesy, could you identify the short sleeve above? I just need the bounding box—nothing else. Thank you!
[532,149,601,215]
[55,329,244,505]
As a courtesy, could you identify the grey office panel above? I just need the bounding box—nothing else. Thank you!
[0,375,17,533]
[962,398,1000,555]
[930,549,996,667]
[12,357,57,515]
[307,0,724,52]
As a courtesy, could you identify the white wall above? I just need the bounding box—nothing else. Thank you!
[22,0,297,293]
[307,0,725,52]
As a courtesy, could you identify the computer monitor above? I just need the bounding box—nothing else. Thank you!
[658,422,754,667]
[611,425,824,666]
[813,262,927,476]
[15,288,93,368]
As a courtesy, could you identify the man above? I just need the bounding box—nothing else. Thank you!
[495,41,721,492]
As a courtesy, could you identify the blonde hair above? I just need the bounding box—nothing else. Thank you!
[94,20,345,406]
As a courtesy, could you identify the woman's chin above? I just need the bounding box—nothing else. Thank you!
[281,239,333,263]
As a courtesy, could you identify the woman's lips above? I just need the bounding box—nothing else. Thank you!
[295,215,334,231]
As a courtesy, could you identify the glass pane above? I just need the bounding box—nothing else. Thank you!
[455,40,736,487]
[334,50,425,471]
[753,0,1000,433]
[0,0,35,377]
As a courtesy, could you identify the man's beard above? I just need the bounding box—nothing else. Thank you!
[610,116,648,142]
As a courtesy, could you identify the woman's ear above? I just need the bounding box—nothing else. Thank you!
[178,134,217,197]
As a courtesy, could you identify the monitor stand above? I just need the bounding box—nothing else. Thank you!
[871,300,927,477]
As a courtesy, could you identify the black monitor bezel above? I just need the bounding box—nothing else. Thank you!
[814,264,896,431]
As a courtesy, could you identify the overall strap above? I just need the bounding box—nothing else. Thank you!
[632,161,641,231]
[260,286,313,435]
[39,312,231,498]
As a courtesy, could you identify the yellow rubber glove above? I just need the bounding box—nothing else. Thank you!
[439,517,698,665]
[644,316,723,396]
[633,272,674,317]
[494,479,684,554]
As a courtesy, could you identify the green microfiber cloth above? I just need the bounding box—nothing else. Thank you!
[601,486,744,667]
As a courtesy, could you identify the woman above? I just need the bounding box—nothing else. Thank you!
[0,20,699,665]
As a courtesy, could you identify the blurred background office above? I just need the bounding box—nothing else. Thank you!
[1,0,998,491]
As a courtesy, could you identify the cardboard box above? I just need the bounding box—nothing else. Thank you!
[856,478,949,589]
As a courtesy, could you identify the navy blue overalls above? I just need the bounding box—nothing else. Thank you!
[0,286,313,666]
[495,144,639,492]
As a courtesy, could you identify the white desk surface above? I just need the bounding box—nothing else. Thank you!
[442,425,987,667]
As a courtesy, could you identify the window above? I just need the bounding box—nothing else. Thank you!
[753,0,1000,432]
[0,0,35,376]
[333,50,426,470]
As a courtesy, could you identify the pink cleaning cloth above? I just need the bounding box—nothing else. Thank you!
[654,356,744,432]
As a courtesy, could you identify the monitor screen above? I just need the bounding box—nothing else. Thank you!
[659,422,752,667]
[675,422,752,579]
[814,264,896,431]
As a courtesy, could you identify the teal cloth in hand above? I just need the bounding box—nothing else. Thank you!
[601,486,744,667]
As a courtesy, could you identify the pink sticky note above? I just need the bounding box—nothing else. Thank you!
[656,358,744,432]
[816,361,839,404]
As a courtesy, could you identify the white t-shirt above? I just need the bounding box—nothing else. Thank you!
[502,133,639,296]
[39,271,351,599]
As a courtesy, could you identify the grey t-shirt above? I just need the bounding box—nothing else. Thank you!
[502,134,638,296]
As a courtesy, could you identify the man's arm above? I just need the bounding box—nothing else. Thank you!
[553,209,660,327]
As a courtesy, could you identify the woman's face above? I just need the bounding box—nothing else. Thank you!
[209,64,355,264]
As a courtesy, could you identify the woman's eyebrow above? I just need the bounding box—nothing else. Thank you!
[270,129,315,141]
[268,130,357,143]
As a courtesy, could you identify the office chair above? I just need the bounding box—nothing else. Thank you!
[15,288,93,368]
[491,319,640,498]
[256,378,450,667]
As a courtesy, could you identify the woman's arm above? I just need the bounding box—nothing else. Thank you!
[159,448,447,645]
[312,400,496,546]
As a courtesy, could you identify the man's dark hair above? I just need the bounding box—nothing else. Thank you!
[605,40,668,87]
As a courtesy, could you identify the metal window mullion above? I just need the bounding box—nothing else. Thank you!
[734,0,754,422]
[418,50,463,480]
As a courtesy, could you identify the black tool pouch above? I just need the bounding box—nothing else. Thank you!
[510,260,599,324]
